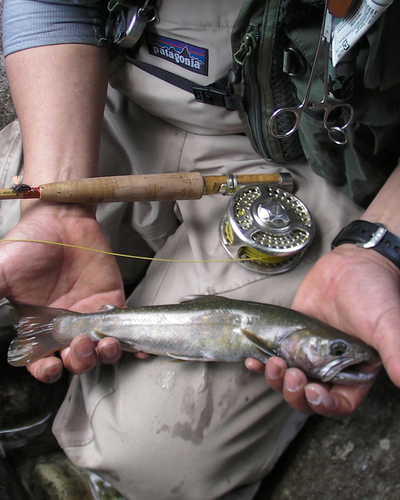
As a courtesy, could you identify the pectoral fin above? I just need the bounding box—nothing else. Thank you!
[166,352,209,361]
[98,305,119,312]
[241,328,276,357]
[178,295,206,303]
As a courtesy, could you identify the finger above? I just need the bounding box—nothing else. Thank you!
[133,351,151,359]
[282,368,315,415]
[304,381,373,419]
[264,357,289,392]
[27,356,64,383]
[96,337,122,364]
[244,358,265,373]
[61,335,98,374]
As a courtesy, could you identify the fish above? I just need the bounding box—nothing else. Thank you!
[7,296,379,385]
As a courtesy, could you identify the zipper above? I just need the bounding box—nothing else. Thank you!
[234,24,273,161]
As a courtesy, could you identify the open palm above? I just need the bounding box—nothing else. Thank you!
[0,207,126,381]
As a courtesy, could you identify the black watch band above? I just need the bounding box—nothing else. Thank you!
[331,220,400,270]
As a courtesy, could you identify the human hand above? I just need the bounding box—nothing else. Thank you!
[246,244,398,417]
[1,204,126,383]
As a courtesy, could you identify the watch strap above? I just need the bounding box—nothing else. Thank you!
[331,220,400,270]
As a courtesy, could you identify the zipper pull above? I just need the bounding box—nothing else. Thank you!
[230,24,260,84]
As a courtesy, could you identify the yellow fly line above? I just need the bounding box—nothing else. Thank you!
[0,238,252,264]
[222,221,289,264]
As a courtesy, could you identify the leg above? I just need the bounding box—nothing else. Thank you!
[53,96,363,499]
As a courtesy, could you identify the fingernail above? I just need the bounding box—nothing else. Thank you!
[45,364,62,383]
[284,372,302,393]
[305,387,323,406]
[102,342,118,360]
[267,361,283,380]
[74,337,93,358]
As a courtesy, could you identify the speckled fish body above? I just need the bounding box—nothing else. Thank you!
[7,296,379,384]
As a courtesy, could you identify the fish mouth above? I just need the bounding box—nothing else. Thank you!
[319,357,380,385]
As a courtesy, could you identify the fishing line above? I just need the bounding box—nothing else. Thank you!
[0,238,251,264]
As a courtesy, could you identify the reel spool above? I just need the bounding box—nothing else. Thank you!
[219,184,314,274]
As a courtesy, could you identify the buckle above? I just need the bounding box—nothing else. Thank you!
[283,46,307,78]
[192,86,228,107]
[357,224,387,249]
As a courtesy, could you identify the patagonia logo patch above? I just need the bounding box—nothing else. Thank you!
[146,33,208,76]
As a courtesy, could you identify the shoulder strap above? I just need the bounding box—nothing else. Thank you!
[122,51,244,111]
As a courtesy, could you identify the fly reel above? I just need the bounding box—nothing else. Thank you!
[219,184,314,274]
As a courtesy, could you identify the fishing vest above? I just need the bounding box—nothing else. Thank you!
[110,0,400,207]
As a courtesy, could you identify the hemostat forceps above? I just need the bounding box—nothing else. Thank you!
[269,0,354,145]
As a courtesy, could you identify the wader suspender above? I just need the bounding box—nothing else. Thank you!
[122,52,245,112]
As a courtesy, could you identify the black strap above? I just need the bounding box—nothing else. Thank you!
[123,51,244,111]
[331,220,400,270]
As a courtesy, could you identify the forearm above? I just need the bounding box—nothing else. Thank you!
[5,44,109,217]
[361,163,400,237]
[6,43,109,183]
[3,0,110,215]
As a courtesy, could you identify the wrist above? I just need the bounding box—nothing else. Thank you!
[331,220,400,271]
[20,198,96,220]
[360,165,400,238]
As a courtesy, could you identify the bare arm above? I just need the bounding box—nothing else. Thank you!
[6,43,109,188]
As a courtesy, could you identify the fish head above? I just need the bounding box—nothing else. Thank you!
[278,322,380,385]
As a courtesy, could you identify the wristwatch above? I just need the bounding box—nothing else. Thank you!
[331,220,400,270]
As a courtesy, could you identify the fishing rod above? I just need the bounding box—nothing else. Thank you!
[1,170,315,276]
[0,171,293,203]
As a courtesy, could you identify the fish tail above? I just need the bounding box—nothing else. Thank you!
[8,303,74,367]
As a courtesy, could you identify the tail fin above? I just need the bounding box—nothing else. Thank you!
[8,303,74,367]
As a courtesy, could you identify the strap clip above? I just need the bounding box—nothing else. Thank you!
[192,86,229,107]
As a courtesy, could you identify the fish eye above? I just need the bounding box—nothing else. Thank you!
[330,340,348,356]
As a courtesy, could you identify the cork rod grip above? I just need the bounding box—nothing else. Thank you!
[39,172,205,203]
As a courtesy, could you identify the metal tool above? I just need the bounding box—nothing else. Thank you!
[219,184,314,274]
[0,172,293,203]
[109,0,157,48]
[269,0,354,145]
